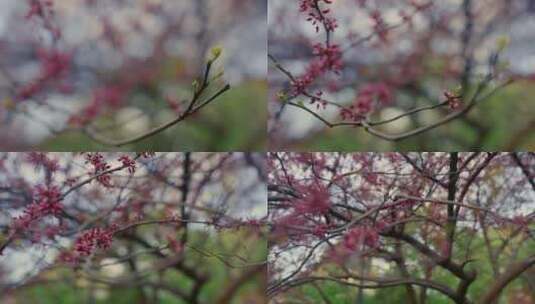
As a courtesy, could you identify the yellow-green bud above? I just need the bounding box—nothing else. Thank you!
[277,91,287,102]
[210,46,223,62]
[496,36,510,52]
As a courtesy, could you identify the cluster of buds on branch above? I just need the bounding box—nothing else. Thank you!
[269,0,520,146]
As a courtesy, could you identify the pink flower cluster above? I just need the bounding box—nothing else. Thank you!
[38,48,71,80]
[294,184,331,215]
[85,153,112,187]
[370,10,389,42]
[13,185,63,230]
[340,82,392,121]
[444,91,462,110]
[166,235,183,254]
[26,0,54,20]
[74,227,114,256]
[26,152,59,172]
[165,96,183,115]
[299,0,338,33]
[292,43,342,95]
[118,155,136,174]
[70,85,127,126]
[343,226,380,251]
[312,224,330,237]
[25,0,61,39]
[17,48,72,101]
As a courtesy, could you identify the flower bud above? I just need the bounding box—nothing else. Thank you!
[496,36,510,52]
[209,46,223,62]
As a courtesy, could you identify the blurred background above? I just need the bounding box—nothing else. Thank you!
[269,0,535,151]
[0,0,267,151]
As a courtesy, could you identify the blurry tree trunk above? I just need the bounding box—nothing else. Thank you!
[478,255,535,304]
[419,287,427,304]
[180,152,191,244]
[354,257,368,304]
[355,288,364,304]
[216,264,264,304]
[394,241,418,304]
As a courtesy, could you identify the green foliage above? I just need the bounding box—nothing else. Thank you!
[288,81,535,151]
[41,81,267,151]
[282,225,533,303]
[14,229,266,304]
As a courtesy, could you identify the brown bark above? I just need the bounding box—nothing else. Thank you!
[216,264,265,304]
[478,255,535,304]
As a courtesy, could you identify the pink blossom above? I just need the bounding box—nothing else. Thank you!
[85,153,112,187]
[341,82,393,121]
[295,184,331,215]
[26,152,59,172]
[444,91,463,110]
[343,227,379,251]
[118,155,136,174]
[16,48,72,102]
[12,185,63,230]
[74,227,114,256]
[292,43,343,96]
[25,0,53,20]
[299,0,338,33]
